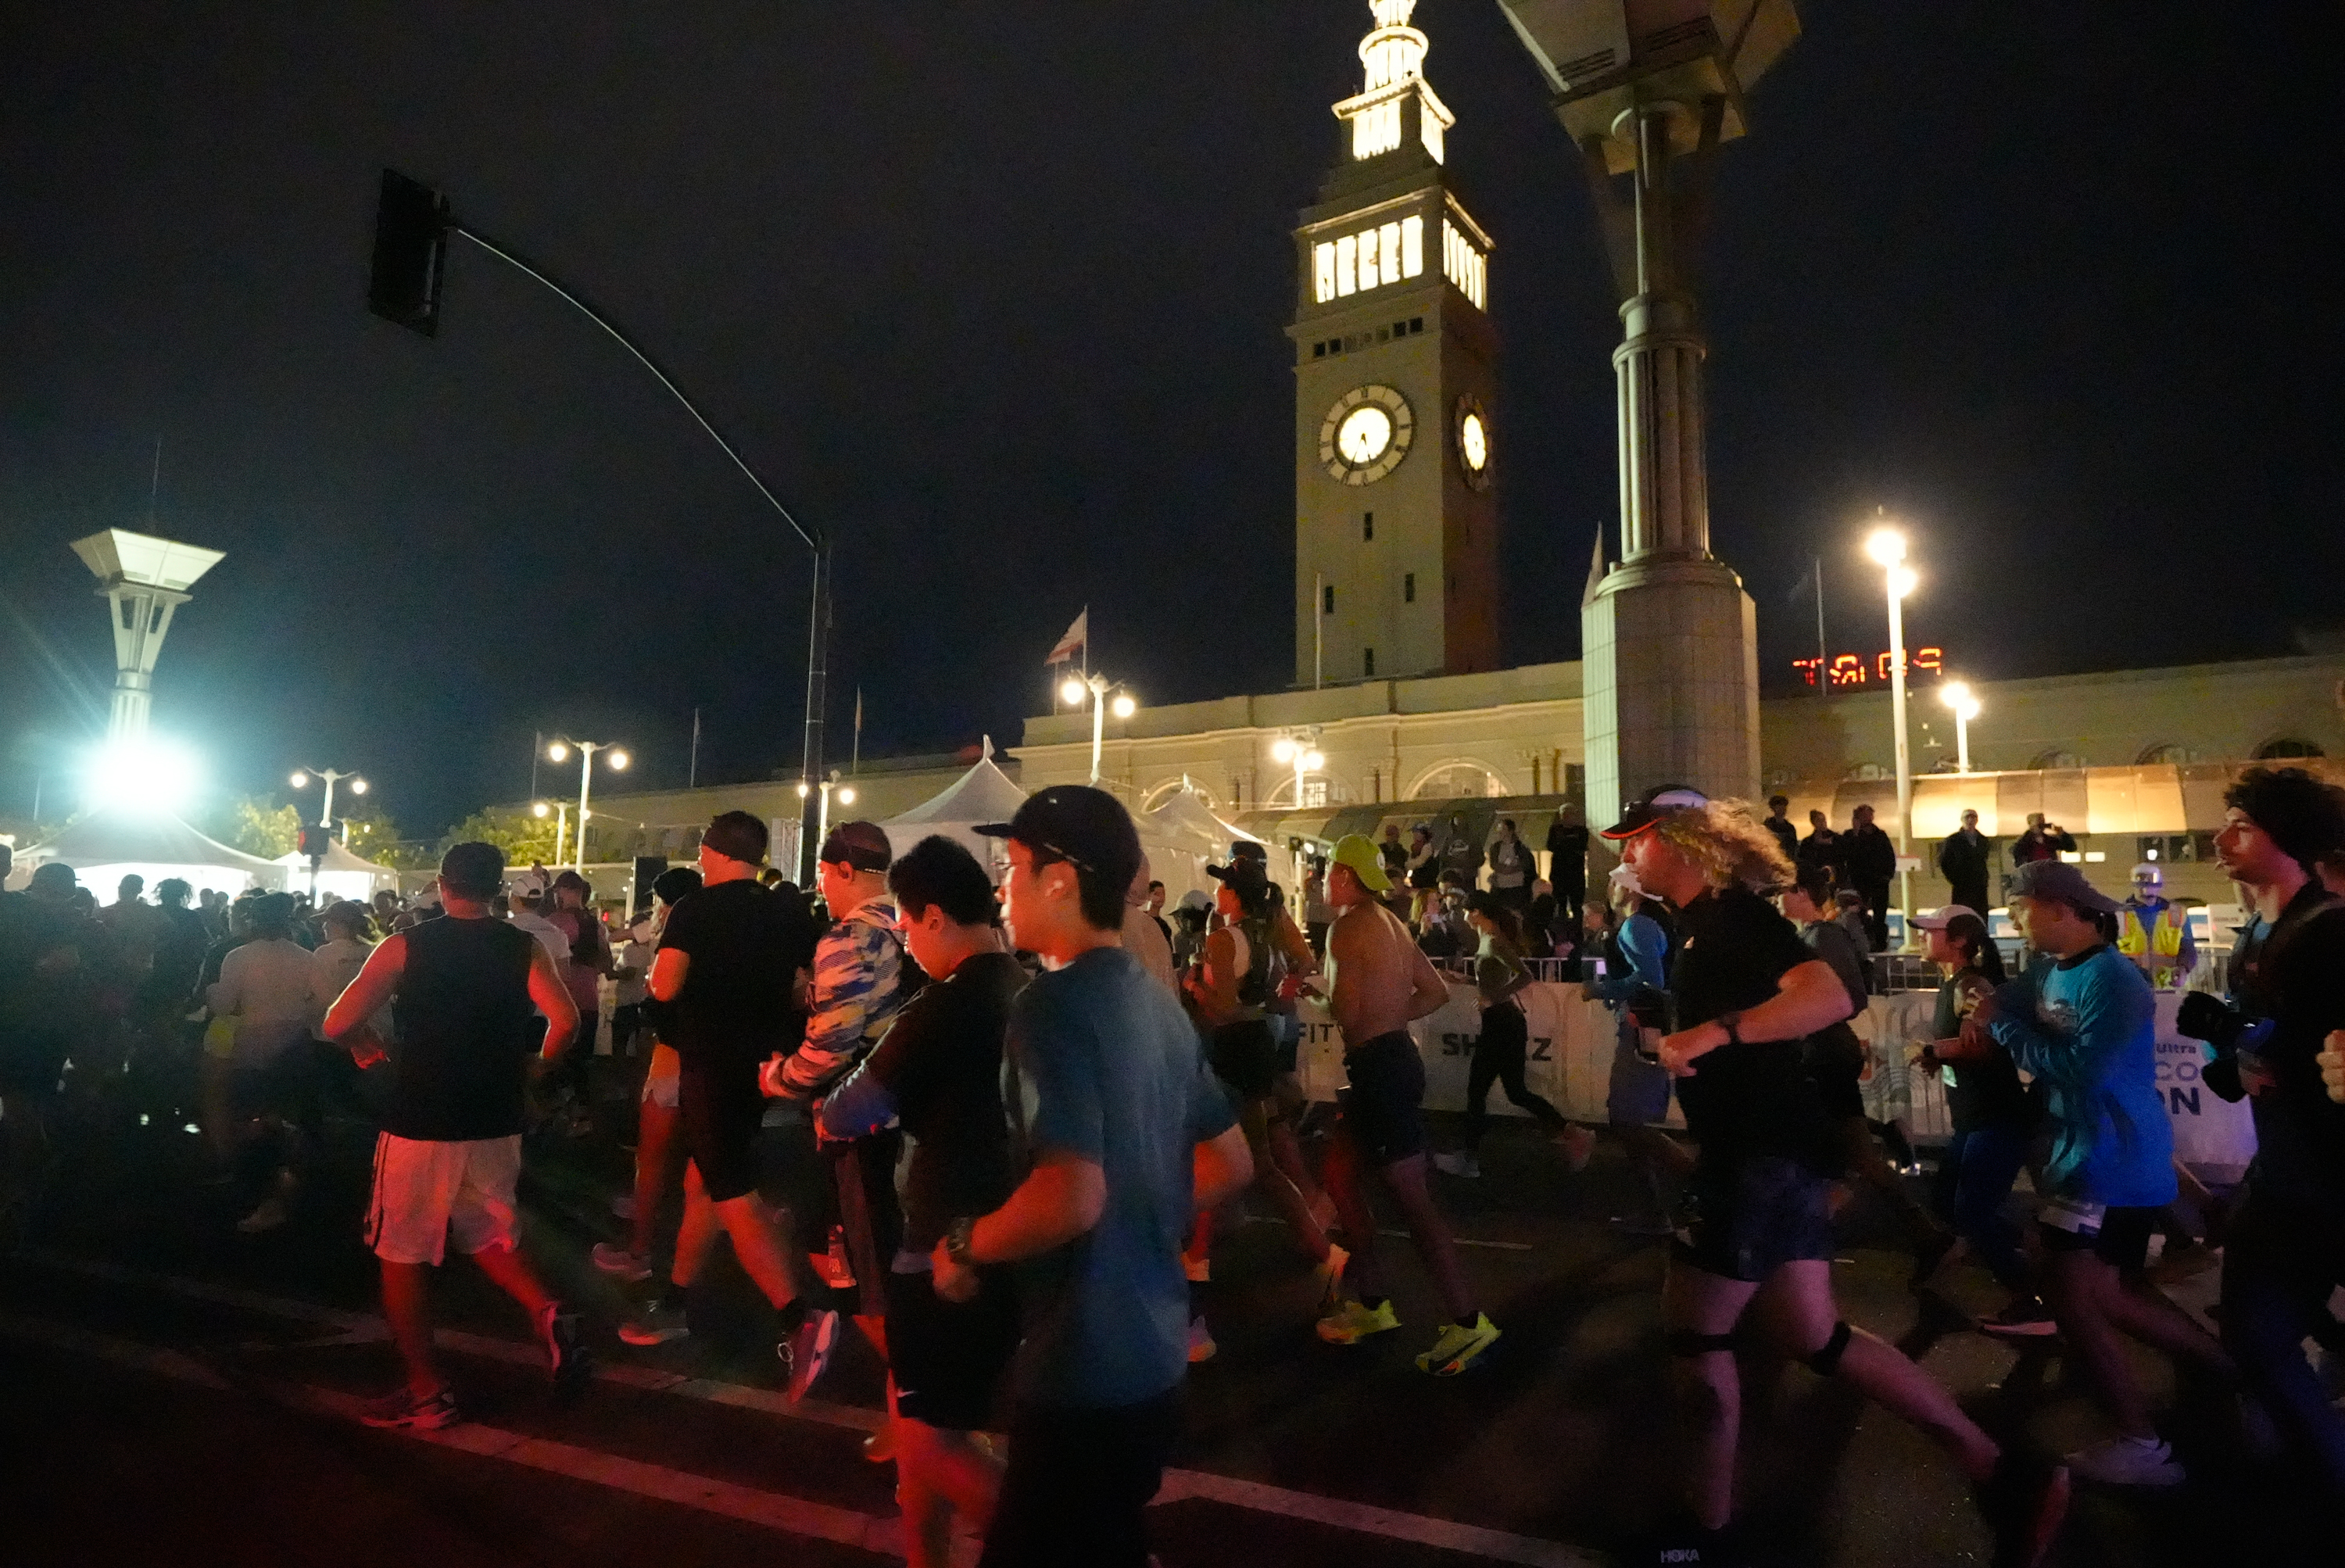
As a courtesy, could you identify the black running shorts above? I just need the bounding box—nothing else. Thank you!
[1337,1029,1427,1167]
[884,1265,1019,1433]
[677,1055,767,1204]
[1209,1018,1279,1101]
[1673,1155,1838,1283]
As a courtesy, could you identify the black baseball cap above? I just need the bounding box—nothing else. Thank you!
[1230,839,1268,864]
[1206,857,1270,903]
[1601,785,1711,841]
[976,785,1141,890]
[819,819,893,873]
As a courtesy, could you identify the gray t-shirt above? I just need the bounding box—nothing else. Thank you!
[1002,945,1237,1409]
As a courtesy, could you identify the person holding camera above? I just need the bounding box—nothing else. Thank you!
[2197,767,2345,1495]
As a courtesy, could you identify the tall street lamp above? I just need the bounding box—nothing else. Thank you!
[1863,523,1919,936]
[532,799,571,868]
[1059,671,1137,787]
[290,767,367,832]
[546,739,629,872]
[1940,681,1982,774]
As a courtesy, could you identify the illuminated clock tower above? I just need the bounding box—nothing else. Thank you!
[1290,0,1499,687]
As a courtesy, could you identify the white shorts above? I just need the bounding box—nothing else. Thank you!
[365,1133,522,1266]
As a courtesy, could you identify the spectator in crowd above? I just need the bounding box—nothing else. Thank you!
[1545,804,1591,933]
[2013,813,2077,866]
[1797,808,1847,888]
[1437,812,1484,892]
[2116,863,2197,988]
[1484,818,1535,917]
[1405,822,1440,925]
[1939,809,1993,917]
[1843,804,1898,952]
[1761,796,1799,862]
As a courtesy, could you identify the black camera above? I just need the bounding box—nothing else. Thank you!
[2175,990,2276,1060]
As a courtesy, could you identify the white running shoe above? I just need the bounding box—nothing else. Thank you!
[2064,1434,2185,1487]
[1431,1151,1480,1179]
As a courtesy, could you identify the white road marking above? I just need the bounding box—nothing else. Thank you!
[15,1250,1605,1566]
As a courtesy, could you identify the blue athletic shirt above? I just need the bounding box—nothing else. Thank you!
[1987,944,2175,1209]
[1001,945,1236,1409]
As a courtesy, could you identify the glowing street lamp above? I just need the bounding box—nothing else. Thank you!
[1939,681,1982,775]
[1271,731,1327,811]
[290,767,367,830]
[1062,671,1140,786]
[546,738,629,872]
[1863,517,1917,937]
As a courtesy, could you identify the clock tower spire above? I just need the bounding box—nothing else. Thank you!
[1288,0,1498,688]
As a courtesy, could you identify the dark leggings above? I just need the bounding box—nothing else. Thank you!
[1465,1004,1567,1144]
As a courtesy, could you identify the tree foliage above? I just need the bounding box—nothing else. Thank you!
[221,795,303,858]
[440,809,563,868]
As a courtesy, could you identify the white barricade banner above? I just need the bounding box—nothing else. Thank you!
[1295,981,1618,1124]
[1298,980,2255,1178]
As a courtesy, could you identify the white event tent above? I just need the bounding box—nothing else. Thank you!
[1140,783,1264,903]
[274,839,400,903]
[5,805,281,897]
[877,739,1028,875]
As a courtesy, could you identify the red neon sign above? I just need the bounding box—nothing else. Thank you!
[1791,647,1943,688]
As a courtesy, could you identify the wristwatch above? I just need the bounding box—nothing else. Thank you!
[943,1216,978,1268]
[1714,1011,1745,1047]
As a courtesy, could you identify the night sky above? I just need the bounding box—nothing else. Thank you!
[5,2,2341,837]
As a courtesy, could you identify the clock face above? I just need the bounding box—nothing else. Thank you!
[1454,395,1493,491]
[1319,385,1413,485]
[1337,406,1392,465]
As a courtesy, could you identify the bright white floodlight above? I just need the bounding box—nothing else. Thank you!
[607,750,629,771]
[289,770,310,789]
[87,737,200,815]
[1060,677,1088,707]
[1888,566,1918,600]
[1271,737,1298,764]
[1863,526,1906,567]
[1302,749,1326,772]
[349,778,369,796]
[1109,693,1137,720]
[533,801,551,818]
[837,786,857,806]
[546,741,571,763]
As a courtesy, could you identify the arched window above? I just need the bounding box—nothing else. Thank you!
[1407,759,1512,800]
[2254,738,2326,760]
[2136,743,2200,766]
[1140,779,1220,814]
[2030,748,2085,771]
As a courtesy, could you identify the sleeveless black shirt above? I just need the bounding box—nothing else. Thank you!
[388,915,539,1141]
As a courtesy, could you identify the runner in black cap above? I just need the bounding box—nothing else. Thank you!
[951,786,1250,1566]
[1606,786,2067,1566]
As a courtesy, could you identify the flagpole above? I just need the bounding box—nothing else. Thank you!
[1813,555,1827,693]
[851,688,862,776]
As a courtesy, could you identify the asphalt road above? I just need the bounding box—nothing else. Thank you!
[1,1079,2335,1567]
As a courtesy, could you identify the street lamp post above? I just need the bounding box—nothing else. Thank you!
[289,767,367,832]
[1270,729,1326,888]
[1863,524,1918,937]
[290,766,368,901]
[1059,671,1138,787]
[546,739,629,872]
[1940,681,1982,774]
[532,800,571,868]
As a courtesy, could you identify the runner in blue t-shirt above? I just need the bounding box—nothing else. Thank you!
[935,787,1248,1568]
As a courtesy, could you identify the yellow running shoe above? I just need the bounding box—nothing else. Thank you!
[1315,1297,1400,1345]
[1415,1312,1502,1375]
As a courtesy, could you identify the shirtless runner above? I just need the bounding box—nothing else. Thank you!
[1312,833,1502,1375]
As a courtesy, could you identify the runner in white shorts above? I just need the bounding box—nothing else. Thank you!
[324,840,592,1430]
